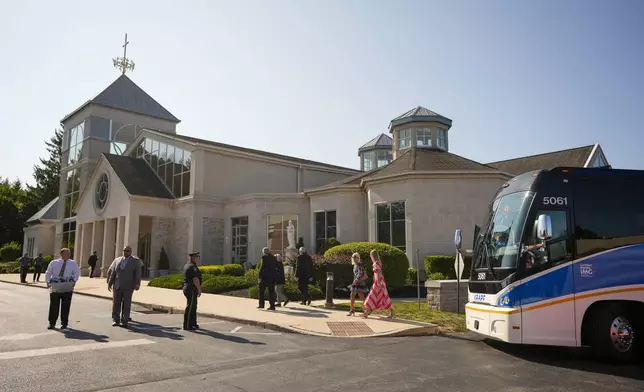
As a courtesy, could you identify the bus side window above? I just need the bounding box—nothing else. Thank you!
[524,210,571,268]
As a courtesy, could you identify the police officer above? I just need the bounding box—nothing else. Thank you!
[182,252,202,330]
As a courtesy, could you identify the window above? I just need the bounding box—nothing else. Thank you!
[64,168,81,219]
[110,142,127,155]
[26,238,35,258]
[132,137,192,198]
[376,150,393,167]
[231,217,249,263]
[523,210,571,269]
[574,176,644,257]
[64,122,85,165]
[62,221,76,259]
[363,151,374,171]
[267,215,298,254]
[315,210,337,253]
[591,153,608,168]
[416,128,432,147]
[437,128,447,150]
[398,129,411,149]
[376,201,406,252]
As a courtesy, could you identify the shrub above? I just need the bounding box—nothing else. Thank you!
[427,272,449,281]
[318,237,341,254]
[324,242,409,291]
[0,242,22,262]
[312,254,354,292]
[249,282,323,301]
[148,274,183,289]
[222,263,245,276]
[158,247,170,270]
[0,261,20,274]
[244,268,259,284]
[200,265,225,276]
[424,255,472,279]
[407,268,418,285]
[201,276,252,294]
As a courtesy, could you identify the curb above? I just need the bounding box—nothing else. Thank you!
[0,279,439,338]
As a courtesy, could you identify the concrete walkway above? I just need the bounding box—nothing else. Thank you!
[0,274,437,338]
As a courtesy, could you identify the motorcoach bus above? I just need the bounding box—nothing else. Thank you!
[459,166,644,363]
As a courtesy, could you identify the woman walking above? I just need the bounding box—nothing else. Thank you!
[363,250,395,319]
[347,253,369,316]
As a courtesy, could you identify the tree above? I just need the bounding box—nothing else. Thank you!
[29,127,63,210]
[0,178,29,246]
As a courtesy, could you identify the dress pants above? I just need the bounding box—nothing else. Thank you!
[112,289,134,323]
[183,289,198,328]
[20,266,28,283]
[258,280,276,308]
[298,278,310,302]
[89,264,96,278]
[33,265,42,282]
[49,292,73,326]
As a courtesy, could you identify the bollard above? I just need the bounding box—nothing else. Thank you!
[325,271,334,308]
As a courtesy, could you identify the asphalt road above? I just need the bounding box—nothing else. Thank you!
[0,282,642,392]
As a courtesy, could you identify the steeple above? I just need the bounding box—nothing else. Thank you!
[389,106,452,160]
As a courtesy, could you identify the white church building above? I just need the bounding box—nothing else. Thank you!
[23,74,610,277]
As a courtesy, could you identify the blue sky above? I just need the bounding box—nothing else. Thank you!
[1,0,642,184]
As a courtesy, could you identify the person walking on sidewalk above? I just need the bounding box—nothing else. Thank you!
[45,248,80,329]
[347,253,369,316]
[33,253,44,282]
[258,247,277,310]
[295,247,313,305]
[19,253,30,283]
[107,245,142,328]
[362,250,395,319]
[274,254,289,307]
[87,251,98,278]
[183,252,202,330]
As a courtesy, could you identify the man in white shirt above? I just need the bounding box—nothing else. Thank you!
[45,248,80,330]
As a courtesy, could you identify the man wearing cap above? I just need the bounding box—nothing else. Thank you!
[107,245,142,328]
[183,252,202,330]
[258,247,278,310]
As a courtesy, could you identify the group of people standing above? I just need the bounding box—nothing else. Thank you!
[18,253,45,283]
[256,246,313,311]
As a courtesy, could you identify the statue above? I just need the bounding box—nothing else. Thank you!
[287,220,296,250]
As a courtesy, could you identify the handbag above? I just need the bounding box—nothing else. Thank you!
[49,260,76,294]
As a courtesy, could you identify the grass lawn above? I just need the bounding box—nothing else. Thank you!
[326,302,466,333]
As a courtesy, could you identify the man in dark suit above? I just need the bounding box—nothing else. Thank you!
[88,251,98,278]
[296,247,313,305]
[258,247,277,311]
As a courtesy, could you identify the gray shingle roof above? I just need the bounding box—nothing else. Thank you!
[358,133,393,153]
[25,197,59,225]
[103,154,174,199]
[486,145,594,175]
[61,75,180,123]
[389,106,452,130]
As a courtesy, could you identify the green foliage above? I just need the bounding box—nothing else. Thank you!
[158,246,170,270]
[147,274,183,289]
[424,255,472,279]
[201,276,253,294]
[30,128,63,211]
[407,268,418,284]
[148,268,259,293]
[243,268,259,284]
[311,254,354,292]
[324,242,409,290]
[318,237,341,254]
[426,272,449,281]
[200,263,246,277]
[0,242,22,262]
[248,282,323,301]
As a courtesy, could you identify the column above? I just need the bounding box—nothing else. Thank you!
[74,223,83,262]
[115,216,125,261]
[79,223,93,274]
[101,218,117,277]
[124,214,139,256]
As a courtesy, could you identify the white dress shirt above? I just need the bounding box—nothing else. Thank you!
[45,258,80,283]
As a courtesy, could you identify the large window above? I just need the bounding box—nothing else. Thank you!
[267,215,298,253]
[376,150,393,167]
[376,201,406,252]
[363,151,374,171]
[26,237,35,258]
[64,122,85,165]
[133,137,192,198]
[62,221,76,258]
[574,176,644,257]
[437,128,447,150]
[523,210,571,270]
[64,168,81,219]
[315,210,337,253]
[416,128,432,147]
[231,216,249,263]
[398,129,411,149]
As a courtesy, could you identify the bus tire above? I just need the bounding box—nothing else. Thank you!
[588,303,638,364]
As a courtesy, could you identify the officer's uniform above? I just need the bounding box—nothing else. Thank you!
[182,252,202,330]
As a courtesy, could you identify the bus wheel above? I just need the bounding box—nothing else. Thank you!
[589,304,637,364]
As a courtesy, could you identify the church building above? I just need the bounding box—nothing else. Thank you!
[22,73,610,278]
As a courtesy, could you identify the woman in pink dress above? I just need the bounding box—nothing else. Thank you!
[363,250,395,319]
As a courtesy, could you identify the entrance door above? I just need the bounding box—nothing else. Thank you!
[231,217,248,264]
[137,233,152,278]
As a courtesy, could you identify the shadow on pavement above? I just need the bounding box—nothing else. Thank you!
[126,321,185,341]
[59,328,109,343]
[190,329,266,345]
[484,339,644,380]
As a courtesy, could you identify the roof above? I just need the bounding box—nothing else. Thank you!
[61,75,180,124]
[389,106,452,130]
[486,145,595,176]
[152,131,361,173]
[103,154,174,199]
[25,197,59,225]
[358,133,393,153]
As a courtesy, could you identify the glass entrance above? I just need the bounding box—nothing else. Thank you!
[137,232,152,278]
[231,217,248,264]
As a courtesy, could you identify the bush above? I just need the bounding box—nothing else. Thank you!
[222,263,245,276]
[318,237,341,254]
[244,268,259,284]
[0,242,22,262]
[249,281,323,301]
[148,274,183,289]
[424,255,472,279]
[324,242,409,291]
[312,254,354,292]
[201,276,253,294]
[407,268,418,285]
[426,272,449,281]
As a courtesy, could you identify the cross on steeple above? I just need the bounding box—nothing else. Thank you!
[112,33,135,74]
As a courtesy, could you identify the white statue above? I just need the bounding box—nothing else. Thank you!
[286,220,296,249]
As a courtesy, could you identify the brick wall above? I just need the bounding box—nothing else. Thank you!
[150,217,174,277]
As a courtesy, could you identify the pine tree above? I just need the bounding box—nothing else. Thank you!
[30,127,63,210]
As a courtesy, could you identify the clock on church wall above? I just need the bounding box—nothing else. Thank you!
[94,172,110,214]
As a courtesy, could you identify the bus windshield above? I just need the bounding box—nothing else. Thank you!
[474,191,534,270]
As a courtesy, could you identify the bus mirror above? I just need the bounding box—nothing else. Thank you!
[537,214,552,240]
[454,229,462,250]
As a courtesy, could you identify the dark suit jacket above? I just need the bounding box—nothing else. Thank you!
[260,254,278,282]
[296,253,313,279]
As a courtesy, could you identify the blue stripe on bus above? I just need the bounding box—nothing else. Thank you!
[504,244,644,307]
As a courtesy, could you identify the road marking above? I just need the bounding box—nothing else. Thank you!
[0,339,155,360]
[230,326,242,333]
[0,332,57,341]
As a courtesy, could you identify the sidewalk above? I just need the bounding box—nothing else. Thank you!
[0,274,437,338]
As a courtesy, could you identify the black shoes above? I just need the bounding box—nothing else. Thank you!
[47,324,55,330]
[60,325,68,329]
[283,299,289,307]
[112,321,120,327]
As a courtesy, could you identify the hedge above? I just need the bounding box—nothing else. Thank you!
[200,263,245,277]
[424,255,472,280]
[148,274,254,294]
[0,255,54,274]
[324,242,409,291]
[0,242,22,262]
[249,281,323,301]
